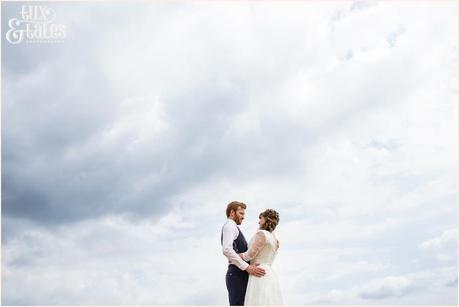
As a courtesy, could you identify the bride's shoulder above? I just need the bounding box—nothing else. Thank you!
[256,229,271,236]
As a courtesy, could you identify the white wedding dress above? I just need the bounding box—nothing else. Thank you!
[242,229,283,306]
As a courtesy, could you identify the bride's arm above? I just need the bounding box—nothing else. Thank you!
[272,232,280,251]
[241,231,266,262]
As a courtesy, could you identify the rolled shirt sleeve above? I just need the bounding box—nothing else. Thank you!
[221,221,249,271]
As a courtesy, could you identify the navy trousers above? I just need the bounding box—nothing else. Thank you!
[226,264,249,306]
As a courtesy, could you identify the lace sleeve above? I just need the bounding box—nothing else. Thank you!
[273,232,280,251]
[242,231,266,262]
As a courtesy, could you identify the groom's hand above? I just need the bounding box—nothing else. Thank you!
[246,264,266,277]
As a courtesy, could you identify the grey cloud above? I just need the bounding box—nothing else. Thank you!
[3,0,325,229]
[445,277,458,287]
[3,15,424,229]
[2,1,457,305]
[387,27,406,48]
[329,0,376,31]
[368,139,401,152]
[350,1,372,12]
[345,49,353,60]
[2,4,186,229]
[2,58,126,227]
[359,279,414,300]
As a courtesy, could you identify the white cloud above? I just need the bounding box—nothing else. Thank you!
[419,228,458,262]
[2,0,457,305]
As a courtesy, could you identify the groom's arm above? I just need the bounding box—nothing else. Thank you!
[222,223,249,271]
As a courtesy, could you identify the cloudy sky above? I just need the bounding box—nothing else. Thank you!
[1,0,457,305]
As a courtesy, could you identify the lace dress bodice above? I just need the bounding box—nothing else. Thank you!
[242,230,279,265]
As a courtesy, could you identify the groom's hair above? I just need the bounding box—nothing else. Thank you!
[226,201,247,217]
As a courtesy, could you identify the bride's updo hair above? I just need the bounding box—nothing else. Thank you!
[259,209,280,232]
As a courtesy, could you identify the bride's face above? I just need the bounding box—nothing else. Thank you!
[258,216,266,228]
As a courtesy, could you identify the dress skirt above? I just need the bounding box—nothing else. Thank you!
[244,263,283,305]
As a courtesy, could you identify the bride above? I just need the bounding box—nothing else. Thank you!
[238,209,283,305]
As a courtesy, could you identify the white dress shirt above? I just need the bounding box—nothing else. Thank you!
[221,219,249,271]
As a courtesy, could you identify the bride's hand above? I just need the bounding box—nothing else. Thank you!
[238,253,244,259]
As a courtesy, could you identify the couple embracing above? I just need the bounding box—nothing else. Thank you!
[221,201,283,306]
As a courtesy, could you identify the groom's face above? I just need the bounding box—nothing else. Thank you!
[233,207,245,225]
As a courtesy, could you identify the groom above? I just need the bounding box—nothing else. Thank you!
[221,201,266,306]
